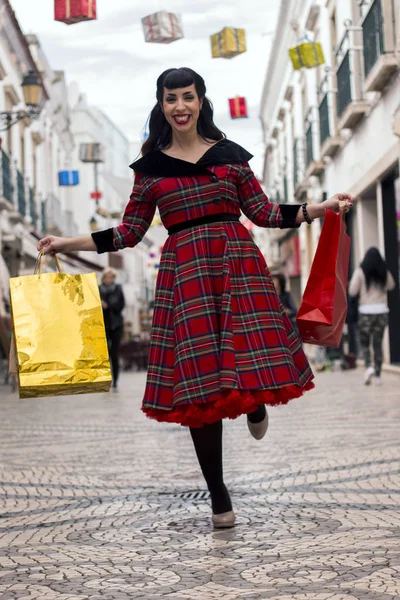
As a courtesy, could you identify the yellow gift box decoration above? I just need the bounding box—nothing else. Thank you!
[211,27,246,59]
[289,40,325,70]
[9,253,112,399]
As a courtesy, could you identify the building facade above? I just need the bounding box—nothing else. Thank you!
[67,84,165,331]
[0,0,161,336]
[259,0,400,366]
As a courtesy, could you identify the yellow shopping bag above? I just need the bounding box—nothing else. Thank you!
[9,252,112,398]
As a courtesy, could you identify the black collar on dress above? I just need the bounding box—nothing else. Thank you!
[129,139,253,177]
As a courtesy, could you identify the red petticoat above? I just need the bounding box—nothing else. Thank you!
[142,382,315,428]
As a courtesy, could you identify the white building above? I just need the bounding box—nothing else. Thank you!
[67,85,166,331]
[259,0,400,367]
[0,0,163,336]
[0,0,50,278]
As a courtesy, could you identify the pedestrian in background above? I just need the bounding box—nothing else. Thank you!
[99,268,125,390]
[37,67,353,529]
[348,247,395,386]
[272,272,298,332]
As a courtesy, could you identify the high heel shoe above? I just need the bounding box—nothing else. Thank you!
[212,510,236,529]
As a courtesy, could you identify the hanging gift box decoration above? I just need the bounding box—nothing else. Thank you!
[229,96,248,119]
[211,27,246,59]
[58,170,79,186]
[79,143,104,163]
[289,35,325,70]
[55,0,97,25]
[142,11,184,44]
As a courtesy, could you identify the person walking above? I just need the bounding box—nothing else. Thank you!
[349,247,395,386]
[37,67,353,528]
[99,267,125,390]
[272,272,298,332]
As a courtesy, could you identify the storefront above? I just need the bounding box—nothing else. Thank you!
[382,165,400,366]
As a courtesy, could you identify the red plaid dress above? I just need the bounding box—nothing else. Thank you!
[93,140,314,427]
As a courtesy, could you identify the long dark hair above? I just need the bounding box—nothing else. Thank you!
[360,247,388,290]
[141,67,225,155]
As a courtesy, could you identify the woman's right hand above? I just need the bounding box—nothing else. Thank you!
[37,236,69,255]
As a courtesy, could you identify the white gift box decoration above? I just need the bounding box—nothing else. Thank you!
[142,10,184,44]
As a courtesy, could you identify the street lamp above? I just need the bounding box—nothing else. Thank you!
[0,71,43,132]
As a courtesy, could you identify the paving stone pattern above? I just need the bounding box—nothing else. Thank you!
[0,369,399,599]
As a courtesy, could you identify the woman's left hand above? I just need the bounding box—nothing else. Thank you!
[322,193,354,214]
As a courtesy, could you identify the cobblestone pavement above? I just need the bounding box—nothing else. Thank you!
[0,368,399,600]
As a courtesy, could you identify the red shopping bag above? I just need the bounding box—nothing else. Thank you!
[296,209,350,347]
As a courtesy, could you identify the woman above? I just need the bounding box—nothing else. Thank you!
[99,267,125,390]
[349,247,395,386]
[37,67,353,528]
[272,273,298,332]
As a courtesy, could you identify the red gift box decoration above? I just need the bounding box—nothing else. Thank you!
[296,209,351,347]
[55,0,97,25]
[228,96,248,119]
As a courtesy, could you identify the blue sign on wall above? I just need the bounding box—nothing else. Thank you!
[58,171,80,186]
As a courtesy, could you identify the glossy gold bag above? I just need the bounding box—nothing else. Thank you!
[9,253,112,398]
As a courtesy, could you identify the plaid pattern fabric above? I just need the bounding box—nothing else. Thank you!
[113,160,314,425]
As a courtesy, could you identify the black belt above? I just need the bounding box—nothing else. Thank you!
[167,213,240,235]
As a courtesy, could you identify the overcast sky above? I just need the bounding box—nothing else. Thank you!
[12,0,278,176]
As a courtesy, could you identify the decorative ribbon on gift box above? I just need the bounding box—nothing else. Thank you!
[168,13,177,38]
[221,28,240,54]
[229,96,248,119]
[295,39,320,68]
[144,15,154,40]
[289,32,325,70]
[143,11,180,42]
[215,27,243,57]
[65,0,95,19]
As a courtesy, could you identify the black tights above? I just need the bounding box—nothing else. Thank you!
[189,406,266,514]
[189,421,232,514]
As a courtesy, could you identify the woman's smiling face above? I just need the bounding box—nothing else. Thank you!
[161,84,203,135]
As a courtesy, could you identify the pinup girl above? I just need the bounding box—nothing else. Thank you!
[38,68,353,528]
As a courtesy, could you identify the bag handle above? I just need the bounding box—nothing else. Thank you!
[34,250,65,276]
[339,200,349,223]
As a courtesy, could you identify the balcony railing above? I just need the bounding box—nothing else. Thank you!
[337,50,352,118]
[293,137,308,197]
[29,187,37,228]
[335,24,369,129]
[303,107,325,177]
[319,93,330,146]
[305,123,313,167]
[1,150,13,203]
[293,140,300,188]
[317,72,344,158]
[17,170,26,217]
[362,0,384,77]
